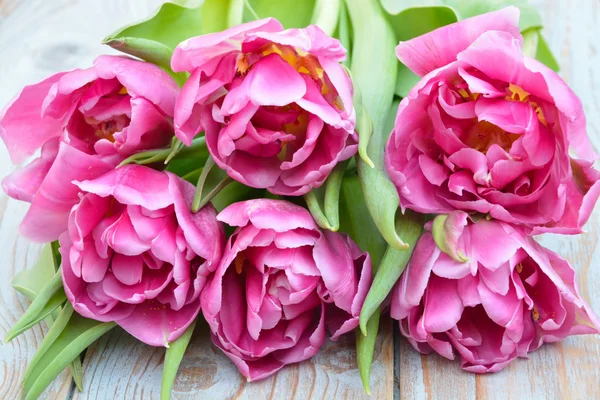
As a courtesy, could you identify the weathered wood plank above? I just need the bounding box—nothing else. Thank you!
[73,319,393,400]
[0,190,73,399]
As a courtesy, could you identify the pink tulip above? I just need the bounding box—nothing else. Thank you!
[391,211,600,373]
[171,19,357,196]
[385,7,600,234]
[201,199,371,381]
[1,55,179,242]
[60,165,224,347]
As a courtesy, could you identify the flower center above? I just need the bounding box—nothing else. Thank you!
[236,44,344,111]
[85,114,130,143]
[466,121,520,154]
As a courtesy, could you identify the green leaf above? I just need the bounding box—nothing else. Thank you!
[536,31,559,71]
[13,245,83,391]
[6,268,64,342]
[388,6,457,41]
[11,245,56,299]
[442,0,542,32]
[305,188,333,231]
[382,0,543,33]
[338,172,387,394]
[347,0,408,251]
[23,312,116,400]
[192,156,232,212]
[522,28,539,58]
[337,1,352,66]
[103,0,237,85]
[22,303,75,389]
[161,321,197,400]
[395,63,420,98]
[165,137,210,177]
[304,159,349,232]
[359,212,423,335]
[356,309,380,396]
[310,0,341,36]
[383,0,557,95]
[6,290,66,342]
[211,181,262,214]
[244,0,316,28]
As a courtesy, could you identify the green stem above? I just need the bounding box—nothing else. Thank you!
[324,159,349,232]
[195,177,234,212]
[304,190,333,230]
[192,157,216,211]
[161,321,196,400]
[359,212,424,335]
[244,0,260,20]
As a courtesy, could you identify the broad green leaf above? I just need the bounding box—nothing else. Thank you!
[383,1,558,95]
[192,156,230,212]
[442,0,542,32]
[359,212,423,334]
[165,137,210,178]
[395,63,420,98]
[355,310,379,396]
[244,0,316,28]
[310,0,341,36]
[6,290,66,342]
[6,268,64,342]
[382,0,542,32]
[161,321,197,400]
[337,0,353,65]
[23,312,116,400]
[522,28,539,58]
[211,182,262,214]
[13,245,83,391]
[536,31,559,71]
[339,174,387,394]
[11,245,56,299]
[389,6,457,41]
[347,0,407,251]
[22,303,75,388]
[103,0,234,84]
[339,174,387,268]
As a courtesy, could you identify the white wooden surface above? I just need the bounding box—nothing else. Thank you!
[1,0,599,399]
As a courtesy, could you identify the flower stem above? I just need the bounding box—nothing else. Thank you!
[194,176,234,212]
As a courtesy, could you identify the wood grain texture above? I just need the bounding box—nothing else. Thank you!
[72,320,393,400]
[0,186,73,399]
[1,0,600,399]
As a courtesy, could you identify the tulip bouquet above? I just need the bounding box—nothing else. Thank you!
[2,0,599,398]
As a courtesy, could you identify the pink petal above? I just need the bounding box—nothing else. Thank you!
[396,7,521,77]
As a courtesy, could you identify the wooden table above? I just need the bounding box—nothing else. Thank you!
[1,0,599,398]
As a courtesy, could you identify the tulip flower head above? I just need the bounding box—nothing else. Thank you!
[172,19,357,195]
[392,211,600,373]
[201,199,372,381]
[1,56,178,242]
[60,165,224,347]
[385,7,600,234]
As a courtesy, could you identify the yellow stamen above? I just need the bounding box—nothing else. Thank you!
[532,308,540,322]
[117,87,128,95]
[516,263,523,273]
[467,121,520,154]
[234,254,246,274]
[508,84,530,102]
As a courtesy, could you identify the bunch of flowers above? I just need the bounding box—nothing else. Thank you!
[2,1,598,399]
